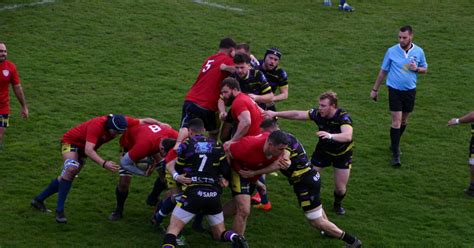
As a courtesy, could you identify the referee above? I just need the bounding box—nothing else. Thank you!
[370,25,428,166]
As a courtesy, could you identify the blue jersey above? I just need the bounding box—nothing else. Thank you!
[381,43,428,90]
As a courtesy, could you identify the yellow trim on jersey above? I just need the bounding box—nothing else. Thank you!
[291,167,311,178]
[262,86,272,94]
[278,85,289,89]
[324,142,354,156]
[341,124,353,128]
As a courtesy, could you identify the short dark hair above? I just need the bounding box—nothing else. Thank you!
[221,77,241,91]
[0,41,5,46]
[400,25,413,34]
[236,43,250,53]
[233,53,251,65]
[219,38,236,49]
[161,138,177,153]
[188,118,205,133]
[260,118,279,130]
[268,130,290,146]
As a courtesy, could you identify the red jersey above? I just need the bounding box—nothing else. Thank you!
[120,124,178,162]
[165,148,178,163]
[0,61,21,114]
[229,132,278,182]
[185,52,234,111]
[61,116,140,151]
[230,93,263,137]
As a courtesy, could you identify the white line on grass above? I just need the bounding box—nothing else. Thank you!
[193,0,243,12]
[0,0,55,12]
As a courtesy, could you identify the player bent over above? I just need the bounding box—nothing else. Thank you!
[108,122,178,221]
[244,119,362,247]
[31,114,159,223]
[162,119,248,248]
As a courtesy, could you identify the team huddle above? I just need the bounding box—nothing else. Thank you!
[1,24,471,247]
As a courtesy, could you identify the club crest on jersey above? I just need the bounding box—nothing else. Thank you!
[2,70,9,77]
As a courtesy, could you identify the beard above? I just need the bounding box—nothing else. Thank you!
[224,94,235,106]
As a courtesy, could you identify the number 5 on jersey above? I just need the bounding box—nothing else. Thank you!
[202,60,215,73]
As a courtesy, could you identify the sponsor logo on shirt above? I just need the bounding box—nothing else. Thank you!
[2,70,9,77]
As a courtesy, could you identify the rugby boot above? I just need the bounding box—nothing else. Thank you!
[338,3,354,11]
[346,238,362,248]
[251,192,261,205]
[333,203,346,215]
[254,201,272,211]
[464,188,474,197]
[108,211,123,221]
[231,235,249,248]
[31,199,51,213]
[55,211,67,224]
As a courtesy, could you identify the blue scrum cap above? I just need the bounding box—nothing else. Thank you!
[106,114,128,132]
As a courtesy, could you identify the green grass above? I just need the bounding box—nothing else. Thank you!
[1,0,474,247]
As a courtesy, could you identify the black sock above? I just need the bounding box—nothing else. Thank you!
[390,127,401,156]
[340,231,356,244]
[115,186,128,213]
[334,191,346,206]
[162,233,177,248]
[400,124,407,137]
[149,176,167,200]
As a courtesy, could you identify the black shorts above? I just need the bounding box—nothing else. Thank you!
[180,101,218,132]
[388,86,416,112]
[230,169,256,196]
[311,148,352,169]
[293,169,322,211]
[0,114,9,128]
[179,186,222,215]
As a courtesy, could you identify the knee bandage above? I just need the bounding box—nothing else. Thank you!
[61,159,81,177]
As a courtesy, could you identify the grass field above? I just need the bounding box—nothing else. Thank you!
[1,0,474,247]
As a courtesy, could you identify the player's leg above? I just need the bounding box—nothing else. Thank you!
[54,148,83,223]
[333,168,350,215]
[465,141,474,196]
[146,172,167,206]
[0,114,8,150]
[307,207,361,247]
[332,153,352,215]
[162,207,191,248]
[109,171,132,221]
[388,87,404,166]
[253,175,272,211]
[399,88,416,139]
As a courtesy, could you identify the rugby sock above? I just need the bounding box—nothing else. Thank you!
[154,196,175,224]
[390,127,401,156]
[258,177,269,204]
[56,179,72,213]
[115,186,128,213]
[334,191,346,206]
[148,176,167,202]
[36,178,59,201]
[400,124,407,137]
[162,233,177,248]
[221,230,238,242]
[340,231,356,244]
